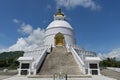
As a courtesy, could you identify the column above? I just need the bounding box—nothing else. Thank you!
[87,63,91,75]
[97,63,101,75]
[28,62,31,75]
[28,69,31,75]
[18,62,22,76]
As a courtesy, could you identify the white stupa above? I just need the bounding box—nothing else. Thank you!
[44,9,75,47]
[17,9,101,77]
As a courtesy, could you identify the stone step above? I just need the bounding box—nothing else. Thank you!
[28,75,91,78]
[38,46,82,75]
[3,75,117,80]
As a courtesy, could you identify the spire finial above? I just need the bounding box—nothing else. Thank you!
[58,8,61,13]
[55,8,64,16]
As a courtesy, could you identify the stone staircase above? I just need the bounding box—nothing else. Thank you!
[38,46,82,75]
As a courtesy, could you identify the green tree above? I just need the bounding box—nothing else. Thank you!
[99,57,120,68]
[0,51,24,69]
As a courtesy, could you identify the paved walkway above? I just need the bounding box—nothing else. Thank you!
[101,69,120,80]
[0,70,17,80]
[1,69,119,80]
[2,75,116,80]
[0,75,11,80]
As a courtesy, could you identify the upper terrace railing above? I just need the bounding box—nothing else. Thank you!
[74,49,96,61]
[24,45,51,59]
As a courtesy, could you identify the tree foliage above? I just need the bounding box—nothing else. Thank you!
[99,57,120,68]
[0,51,24,69]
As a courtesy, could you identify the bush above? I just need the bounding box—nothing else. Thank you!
[0,51,24,69]
[99,57,120,68]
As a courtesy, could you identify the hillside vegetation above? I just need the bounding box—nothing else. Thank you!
[100,58,120,68]
[0,51,24,69]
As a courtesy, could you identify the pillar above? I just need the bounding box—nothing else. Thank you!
[97,63,101,75]
[18,62,22,76]
[28,69,31,75]
[87,63,91,75]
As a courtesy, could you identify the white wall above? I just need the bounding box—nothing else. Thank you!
[44,27,76,46]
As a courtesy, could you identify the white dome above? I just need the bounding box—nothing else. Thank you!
[46,20,73,30]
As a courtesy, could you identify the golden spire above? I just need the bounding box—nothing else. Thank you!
[55,8,64,16]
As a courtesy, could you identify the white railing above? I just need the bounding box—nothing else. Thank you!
[72,45,85,50]
[35,49,47,73]
[18,45,52,75]
[66,44,84,65]
[66,44,71,52]
[34,45,52,74]
[69,46,85,74]
[71,47,84,65]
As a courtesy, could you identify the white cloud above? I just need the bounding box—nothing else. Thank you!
[8,38,28,51]
[107,48,120,61]
[55,0,101,10]
[18,23,33,34]
[25,28,45,45]
[0,49,7,53]
[13,19,33,34]
[98,48,120,61]
[13,19,20,23]
[0,21,45,52]
[98,53,106,60]
[8,27,45,52]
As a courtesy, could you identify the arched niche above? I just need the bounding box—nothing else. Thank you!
[54,32,64,46]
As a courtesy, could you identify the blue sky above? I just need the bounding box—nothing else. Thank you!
[0,0,120,54]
